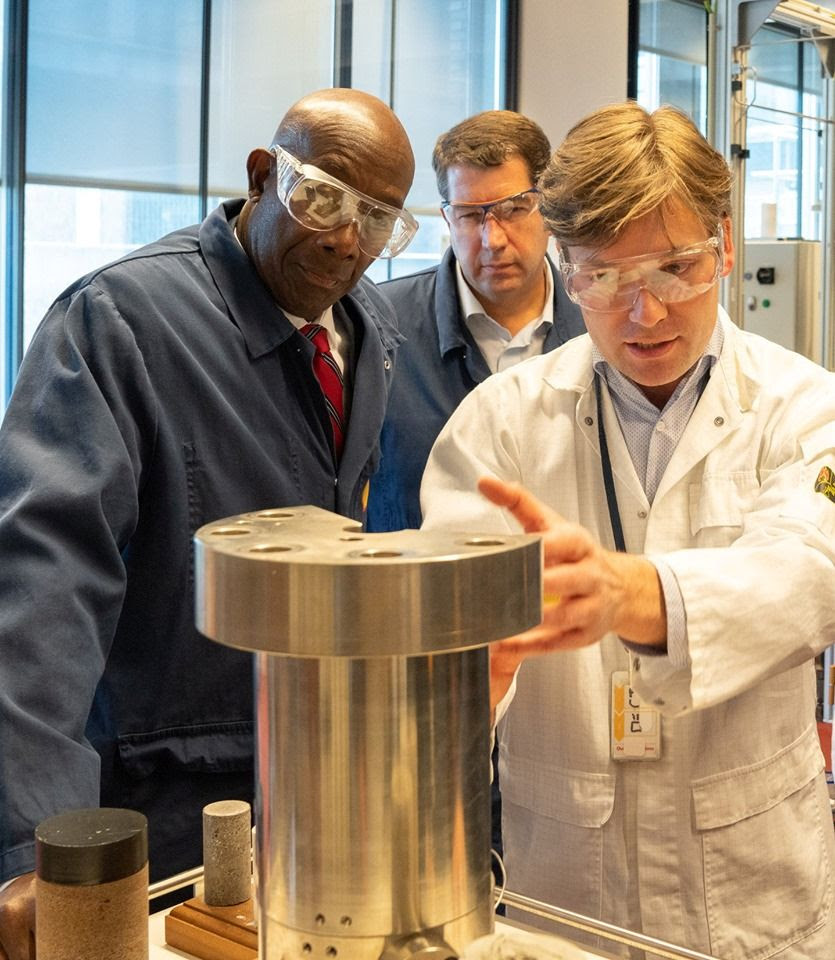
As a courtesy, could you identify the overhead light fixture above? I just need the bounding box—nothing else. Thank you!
[770,0,835,37]
[768,0,835,75]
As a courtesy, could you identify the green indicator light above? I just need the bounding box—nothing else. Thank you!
[762,298,771,308]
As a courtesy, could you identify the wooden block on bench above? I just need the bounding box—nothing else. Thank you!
[165,896,258,960]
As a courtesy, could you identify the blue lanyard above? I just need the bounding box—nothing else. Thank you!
[594,374,627,553]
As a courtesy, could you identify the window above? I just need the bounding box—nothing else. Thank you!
[0,0,6,403]
[636,0,708,131]
[2,0,511,412]
[634,0,829,242]
[744,24,827,240]
[23,0,204,349]
[356,0,510,282]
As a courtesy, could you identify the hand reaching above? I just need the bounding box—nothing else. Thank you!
[479,476,666,708]
[0,874,36,960]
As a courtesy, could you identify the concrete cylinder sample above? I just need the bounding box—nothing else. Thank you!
[203,799,252,905]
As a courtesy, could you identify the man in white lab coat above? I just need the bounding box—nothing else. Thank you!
[421,101,835,959]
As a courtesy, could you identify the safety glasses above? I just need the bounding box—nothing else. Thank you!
[558,230,724,313]
[271,145,418,259]
[441,188,541,232]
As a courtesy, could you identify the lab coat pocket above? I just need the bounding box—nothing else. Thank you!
[691,726,831,960]
[689,471,758,546]
[500,756,616,918]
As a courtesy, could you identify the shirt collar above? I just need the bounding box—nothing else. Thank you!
[454,260,554,340]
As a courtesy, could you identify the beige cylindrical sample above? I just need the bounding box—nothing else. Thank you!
[35,807,148,960]
[202,799,252,905]
[761,201,778,238]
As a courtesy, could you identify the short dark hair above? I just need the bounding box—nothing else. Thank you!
[432,110,551,200]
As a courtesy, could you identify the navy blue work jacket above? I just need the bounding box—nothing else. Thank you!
[0,200,401,882]
[366,247,585,532]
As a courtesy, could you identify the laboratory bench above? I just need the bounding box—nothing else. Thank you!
[146,869,720,960]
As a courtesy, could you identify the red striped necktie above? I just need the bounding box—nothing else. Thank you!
[300,323,345,460]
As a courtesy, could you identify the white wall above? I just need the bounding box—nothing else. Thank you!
[517,0,630,149]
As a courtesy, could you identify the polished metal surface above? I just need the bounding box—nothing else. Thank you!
[194,505,542,657]
[194,506,542,960]
[255,650,491,960]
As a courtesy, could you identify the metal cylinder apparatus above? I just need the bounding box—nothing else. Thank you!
[194,506,541,960]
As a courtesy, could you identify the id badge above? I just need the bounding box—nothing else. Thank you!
[611,671,661,761]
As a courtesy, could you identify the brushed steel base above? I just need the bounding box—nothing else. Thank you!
[259,899,494,960]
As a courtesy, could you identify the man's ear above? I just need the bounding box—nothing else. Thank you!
[720,214,735,277]
[246,148,273,201]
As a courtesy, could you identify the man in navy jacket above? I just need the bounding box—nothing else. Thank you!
[365,110,583,894]
[367,110,584,533]
[0,88,415,959]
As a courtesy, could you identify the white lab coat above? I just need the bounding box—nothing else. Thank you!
[421,311,835,960]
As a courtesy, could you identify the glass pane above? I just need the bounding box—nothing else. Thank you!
[351,0,393,101]
[639,0,706,63]
[354,0,506,280]
[745,24,827,240]
[23,185,200,350]
[390,0,503,208]
[636,0,708,130]
[27,0,203,188]
[749,23,801,88]
[208,0,334,198]
[0,0,5,412]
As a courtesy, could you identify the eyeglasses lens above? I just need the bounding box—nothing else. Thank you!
[567,244,721,312]
[447,191,538,230]
[285,176,407,258]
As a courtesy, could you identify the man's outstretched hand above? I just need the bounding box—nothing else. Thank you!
[479,476,666,709]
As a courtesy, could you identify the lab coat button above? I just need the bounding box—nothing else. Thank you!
[714,416,724,426]
[654,697,664,706]
[633,658,641,671]
[638,510,647,519]
[584,416,593,426]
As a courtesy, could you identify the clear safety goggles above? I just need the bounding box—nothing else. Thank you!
[558,230,723,313]
[271,145,418,259]
[441,188,541,231]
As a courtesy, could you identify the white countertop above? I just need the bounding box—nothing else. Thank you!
[149,909,191,959]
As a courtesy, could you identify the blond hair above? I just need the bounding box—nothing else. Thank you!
[538,101,732,248]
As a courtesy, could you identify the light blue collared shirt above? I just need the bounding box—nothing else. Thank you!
[591,320,725,666]
[456,262,553,373]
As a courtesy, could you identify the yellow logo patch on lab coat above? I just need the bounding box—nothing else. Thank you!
[814,466,835,503]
